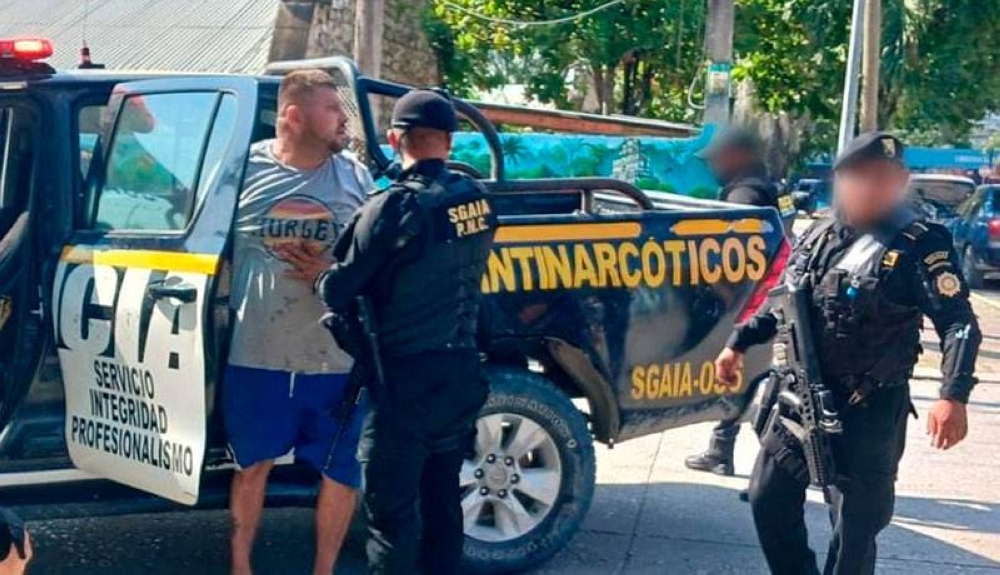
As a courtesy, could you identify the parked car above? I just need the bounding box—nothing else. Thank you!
[946,185,1000,288]
[0,41,788,573]
[908,174,977,222]
[791,178,831,216]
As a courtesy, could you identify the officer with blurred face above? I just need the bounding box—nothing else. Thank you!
[700,128,789,211]
[310,90,497,574]
[715,132,981,574]
[686,127,796,476]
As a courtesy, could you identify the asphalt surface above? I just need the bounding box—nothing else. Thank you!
[24,270,1000,574]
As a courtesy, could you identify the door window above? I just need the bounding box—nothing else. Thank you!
[0,107,13,210]
[77,104,104,181]
[88,92,237,233]
[956,191,984,218]
[0,106,35,218]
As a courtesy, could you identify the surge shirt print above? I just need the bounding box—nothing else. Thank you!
[228,140,372,374]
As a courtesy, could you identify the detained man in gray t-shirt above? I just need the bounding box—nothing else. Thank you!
[222,70,373,575]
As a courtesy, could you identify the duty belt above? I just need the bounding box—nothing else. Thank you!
[832,371,912,406]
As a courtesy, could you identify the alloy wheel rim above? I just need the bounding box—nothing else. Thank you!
[461,413,563,542]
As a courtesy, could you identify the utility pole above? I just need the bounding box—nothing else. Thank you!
[353,0,384,77]
[860,0,881,132]
[703,0,734,127]
[838,0,867,153]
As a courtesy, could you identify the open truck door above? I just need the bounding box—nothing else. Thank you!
[51,77,258,505]
[0,99,44,434]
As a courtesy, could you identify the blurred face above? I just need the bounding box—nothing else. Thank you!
[283,87,349,153]
[708,147,754,181]
[833,160,910,226]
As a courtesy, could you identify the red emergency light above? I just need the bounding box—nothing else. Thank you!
[0,37,54,61]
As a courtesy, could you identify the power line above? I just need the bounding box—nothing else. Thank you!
[437,0,626,28]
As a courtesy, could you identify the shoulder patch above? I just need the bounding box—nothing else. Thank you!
[882,250,901,269]
[923,250,950,266]
[935,271,963,298]
[901,221,930,241]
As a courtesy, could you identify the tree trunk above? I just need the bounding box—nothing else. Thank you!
[622,58,637,115]
[592,64,617,115]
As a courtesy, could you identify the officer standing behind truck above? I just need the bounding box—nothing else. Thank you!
[287,90,497,574]
[686,127,795,476]
[715,132,981,574]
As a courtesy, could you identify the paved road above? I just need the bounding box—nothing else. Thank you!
[25,293,1000,574]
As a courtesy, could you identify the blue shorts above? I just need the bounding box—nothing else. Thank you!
[222,365,366,488]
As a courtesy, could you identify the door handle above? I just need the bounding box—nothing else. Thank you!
[147,280,198,303]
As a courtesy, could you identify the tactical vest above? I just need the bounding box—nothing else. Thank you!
[373,169,497,358]
[720,176,778,205]
[784,216,927,388]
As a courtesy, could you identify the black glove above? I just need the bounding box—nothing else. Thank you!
[0,508,27,561]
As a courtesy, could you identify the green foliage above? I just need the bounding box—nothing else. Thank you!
[733,0,850,118]
[425,1,1000,148]
[882,0,1000,144]
[424,0,707,121]
[734,0,1000,146]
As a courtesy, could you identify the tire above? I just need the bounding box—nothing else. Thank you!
[462,366,596,574]
[963,246,986,290]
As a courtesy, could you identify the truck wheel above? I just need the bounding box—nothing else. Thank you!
[462,367,596,574]
[963,246,985,289]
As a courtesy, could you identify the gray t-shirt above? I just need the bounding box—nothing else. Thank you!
[228,140,373,374]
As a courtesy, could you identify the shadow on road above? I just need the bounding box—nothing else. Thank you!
[23,481,1000,574]
[556,482,1000,574]
[893,496,999,534]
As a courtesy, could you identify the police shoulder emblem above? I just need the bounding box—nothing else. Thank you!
[935,271,962,298]
[882,250,900,269]
[881,137,897,158]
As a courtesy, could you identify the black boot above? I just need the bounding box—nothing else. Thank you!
[684,435,735,476]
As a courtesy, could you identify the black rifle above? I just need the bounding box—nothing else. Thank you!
[322,295,385,470]
[768,280,843,501]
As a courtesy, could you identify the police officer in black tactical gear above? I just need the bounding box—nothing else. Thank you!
[701,128,790,211]
[686,127,796,477]
[312,90,497,575]
[714,132,981,575]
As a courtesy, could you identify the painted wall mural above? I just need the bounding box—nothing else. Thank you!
[449,130,721,198]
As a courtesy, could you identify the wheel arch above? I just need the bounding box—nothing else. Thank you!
[485,336,620,445]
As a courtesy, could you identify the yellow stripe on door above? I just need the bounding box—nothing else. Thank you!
[59,246,220,275]
[495,222,642,243]
[671,218,766,236]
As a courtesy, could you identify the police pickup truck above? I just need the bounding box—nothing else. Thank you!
[0,39,787,573]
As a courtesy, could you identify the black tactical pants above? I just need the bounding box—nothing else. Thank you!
[748,385,910,575]
[712,416,741,442]
[360,350,487,575]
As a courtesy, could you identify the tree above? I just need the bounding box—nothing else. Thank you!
[733,0,1000,148]
[424,0,707,121]
[881,0,1000,145]
[425,1,1000,155]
